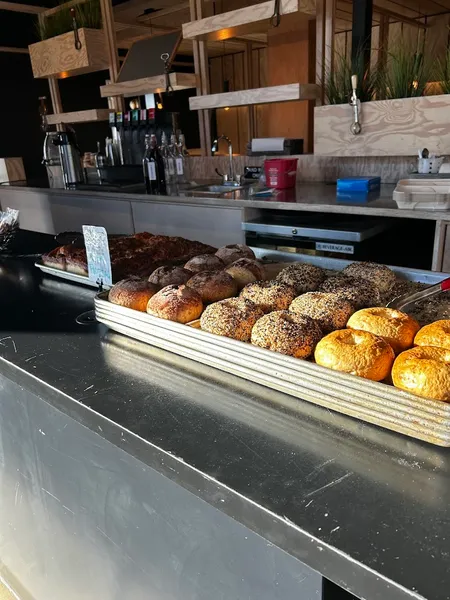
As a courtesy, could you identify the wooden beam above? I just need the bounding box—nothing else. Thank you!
[183,0,298,42]
[189,0,207,156]
[378,14,389,72]
[99,0,124,111]
[244,41,255,141]
[47,108,112,125]
[42,0,88,17]
[0,46,29,54]
[373,5,427,29]
[324,0,335,84]
[196,0,211,156]
[0,1,44,13]
[316,0,325,105]
[100,73,197,97]
[48,77,64,131]
[190,84,321,110]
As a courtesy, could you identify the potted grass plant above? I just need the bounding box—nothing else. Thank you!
[314,42,450,157]
[28,0,108,79]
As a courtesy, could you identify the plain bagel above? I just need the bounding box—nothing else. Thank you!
[392,346,450,401]
[314,329,395,381]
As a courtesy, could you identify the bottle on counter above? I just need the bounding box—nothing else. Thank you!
[142,134,158,194]
[160,131,177,194]
[177,132,191,186]
[150,134,167,195]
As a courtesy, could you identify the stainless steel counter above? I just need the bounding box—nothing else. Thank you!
[0,258,449,600]
[2,181,449,220]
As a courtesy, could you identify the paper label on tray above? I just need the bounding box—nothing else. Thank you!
[82,225,112,287]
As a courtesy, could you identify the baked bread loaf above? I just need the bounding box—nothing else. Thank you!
[201,297,264,341]
[392,346,450,401]
[215,244,255,265]
[347,307,420,354]
[148,266,192,288]
[147,284,203,323]
[319,275,381,308]
[342,261,396,295]
[251,311,322,358]
[240,280,296,312]
[315,329,394,381]
[414,320,450,350]
[186,270,238,304]
[225,258,265,290]
[276,263,326,295]
[184,254,224,273]
[290,292,354,333]
[109,277,159,312]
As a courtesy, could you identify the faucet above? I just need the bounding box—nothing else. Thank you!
[211,135,235,184]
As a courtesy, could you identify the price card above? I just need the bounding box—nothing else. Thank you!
[82,225,112,288]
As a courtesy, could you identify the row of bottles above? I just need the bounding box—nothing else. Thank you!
[142,132,190,195]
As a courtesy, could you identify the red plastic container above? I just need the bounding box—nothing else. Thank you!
[264,158,298,189]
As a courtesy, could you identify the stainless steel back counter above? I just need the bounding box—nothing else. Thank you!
[0,258,449,600]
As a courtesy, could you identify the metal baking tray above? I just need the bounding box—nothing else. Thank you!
[35,260,111,290]
[96,252,450,447]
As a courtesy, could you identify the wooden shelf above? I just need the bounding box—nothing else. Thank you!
[182,0,298,42]
[46,109,113,126]
[100,73,197,98]
[189,83,320,110]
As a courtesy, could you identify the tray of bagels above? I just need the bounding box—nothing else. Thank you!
[95,241,450,446]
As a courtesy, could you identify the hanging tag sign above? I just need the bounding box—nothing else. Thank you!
[82,225,112,288]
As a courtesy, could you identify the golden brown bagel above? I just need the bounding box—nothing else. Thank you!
[347,307,420,354]
[314,329,394,381]
[392,346,450,401]
[108,277,159,312]
[414,320,450,350]
[251,311,322,358]
[147,284,203,323]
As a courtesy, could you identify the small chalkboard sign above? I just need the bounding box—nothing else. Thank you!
[82,225,112,289]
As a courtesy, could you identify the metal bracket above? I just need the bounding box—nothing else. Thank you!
[271,0,281,27]
[71,8,82,50]
[161,52,174,95]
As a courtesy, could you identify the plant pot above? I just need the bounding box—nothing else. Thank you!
[314,94,450,157]
[29,28,108,79]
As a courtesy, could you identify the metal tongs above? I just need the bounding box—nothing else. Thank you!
[387,277,450,311]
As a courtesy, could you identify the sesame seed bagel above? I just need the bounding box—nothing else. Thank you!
[251,311,322,358]
[392,346,450,401]
[342,261,396,295]
[319,275,381,309]
[276,263,326,295]
[240,280,297,313]
[109,277,159,312]
[347,307,420,354]
[147,284,203,323]
[201,297,264,342]
[186,269,238,304]
[290,292,355,333]
[315,329,395,381]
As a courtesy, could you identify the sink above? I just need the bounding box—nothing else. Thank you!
[184,181,252,197]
